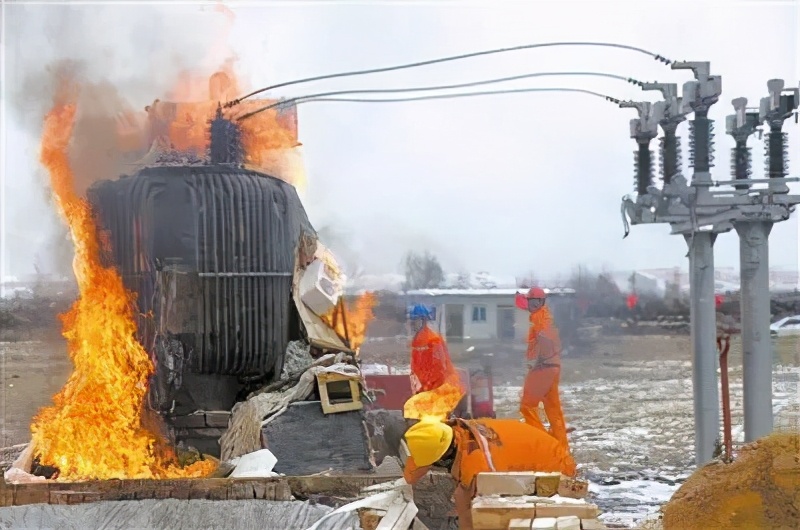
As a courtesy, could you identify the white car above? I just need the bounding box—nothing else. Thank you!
[770,315,800,337]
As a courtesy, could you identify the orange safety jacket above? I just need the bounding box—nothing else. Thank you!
[526,308,562,369]
[404,418,576,489]
[410,326,460,392]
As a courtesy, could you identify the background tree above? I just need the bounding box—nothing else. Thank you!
[402,250,445,290]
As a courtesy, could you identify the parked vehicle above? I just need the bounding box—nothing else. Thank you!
[770,315,800,337]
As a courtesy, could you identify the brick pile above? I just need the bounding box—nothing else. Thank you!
[471,472,607,530]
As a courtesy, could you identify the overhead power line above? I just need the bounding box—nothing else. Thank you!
[236,87,624,122]
[227,41,672,107]
[235,71,643,121]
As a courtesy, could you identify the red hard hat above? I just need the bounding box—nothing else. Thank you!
[526,287,546,299]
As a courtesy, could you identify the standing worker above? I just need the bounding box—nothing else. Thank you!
[403,304,465,421]
[516,287,570,451]
[403,416,576,530]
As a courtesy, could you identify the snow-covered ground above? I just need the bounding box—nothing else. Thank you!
[494,362,800,528]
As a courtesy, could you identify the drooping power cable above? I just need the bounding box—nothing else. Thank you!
[235,71,641,121]
[236,87,624,122]
[227,41,672,106]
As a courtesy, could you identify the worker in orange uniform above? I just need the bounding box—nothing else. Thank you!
[403,416,576,530]
[403,304,466,421]
[516,287,570,451]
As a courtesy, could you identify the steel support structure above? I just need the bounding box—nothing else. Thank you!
[730,80,798,441]
[622,68,800,465]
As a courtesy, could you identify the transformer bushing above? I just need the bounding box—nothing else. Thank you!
[760,79,796,192]
[620,101,663,199]
[643,83,686,186]
[208,106,245,166]
[726,98,759,191]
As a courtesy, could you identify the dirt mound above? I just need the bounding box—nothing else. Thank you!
[662,432,800,529]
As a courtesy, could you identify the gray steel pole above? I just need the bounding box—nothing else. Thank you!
[686,106,721,466]
[735,221,774,441]
[685,230,720,464]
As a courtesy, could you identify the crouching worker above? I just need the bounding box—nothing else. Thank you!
[402,416,577,530]
[403,304,466,421]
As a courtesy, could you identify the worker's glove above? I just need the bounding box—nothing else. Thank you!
[526,359,543,371]
[409,374,422,394]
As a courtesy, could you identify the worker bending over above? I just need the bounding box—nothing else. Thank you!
[403,416,576,530]
[403,304,465,421]
[517,287,570,451]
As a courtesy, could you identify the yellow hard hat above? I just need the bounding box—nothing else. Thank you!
[404,417,454,467]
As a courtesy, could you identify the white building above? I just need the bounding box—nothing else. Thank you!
[405,287,576,346]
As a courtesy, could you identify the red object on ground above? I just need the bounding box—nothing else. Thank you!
[715,294,725,308]
[626,294,639,310]
[364,369,471,412]
[470,368,495,418]
[363,374,413,410]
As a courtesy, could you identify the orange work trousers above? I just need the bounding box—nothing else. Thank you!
[520,366,569,451]
[453,482,474,529]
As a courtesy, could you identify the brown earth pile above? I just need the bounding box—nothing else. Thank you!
[663,432,800,529]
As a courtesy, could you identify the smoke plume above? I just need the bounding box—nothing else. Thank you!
[4,3,240,278]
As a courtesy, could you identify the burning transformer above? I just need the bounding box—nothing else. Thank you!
[86,83,353,457]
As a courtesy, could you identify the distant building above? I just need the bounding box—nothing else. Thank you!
[404,287,576,353]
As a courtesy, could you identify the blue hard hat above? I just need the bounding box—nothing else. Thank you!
[408,304,432,320]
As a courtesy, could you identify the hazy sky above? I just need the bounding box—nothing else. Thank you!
[2,0,799,281]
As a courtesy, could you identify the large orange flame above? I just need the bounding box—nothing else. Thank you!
[31,95,215,481]
[138,69,305,191]
[323,292,377,352]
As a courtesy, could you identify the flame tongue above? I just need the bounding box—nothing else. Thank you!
[32,99,214,481]
[323,292,377,352]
